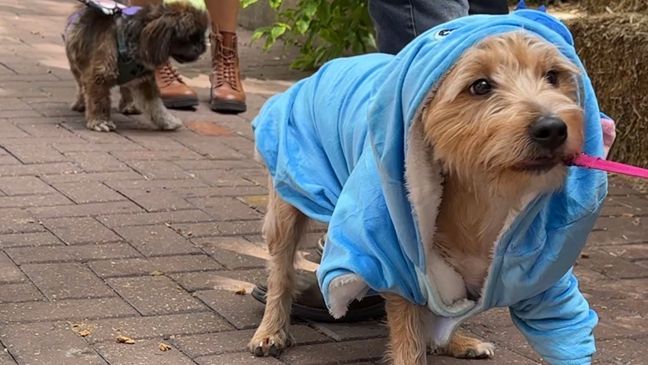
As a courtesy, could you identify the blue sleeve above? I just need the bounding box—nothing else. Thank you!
[509,269,597,365]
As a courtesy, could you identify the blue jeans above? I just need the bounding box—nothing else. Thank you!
[368,0,508,54]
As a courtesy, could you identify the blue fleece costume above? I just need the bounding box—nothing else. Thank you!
[253,10,607,365]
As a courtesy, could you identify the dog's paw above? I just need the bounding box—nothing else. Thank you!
[118,101,141,115]
[437,333,495,360]
[248,330,293,357]
[70,100,85,112]
[155,113,183,131]
[456,341,495,359]
[86,119,116,132]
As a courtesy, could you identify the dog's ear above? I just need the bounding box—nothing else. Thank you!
[140,12,175,65]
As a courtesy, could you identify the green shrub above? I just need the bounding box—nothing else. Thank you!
[242,0,376,70]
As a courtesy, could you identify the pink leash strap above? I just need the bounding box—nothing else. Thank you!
[570,153,648,180]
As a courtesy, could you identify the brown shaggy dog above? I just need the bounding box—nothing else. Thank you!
[249,32,584,365]
[64,2,208,132]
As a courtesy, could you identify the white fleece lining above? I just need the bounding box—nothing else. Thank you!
[328,273,370,319]
[404,120,469,308]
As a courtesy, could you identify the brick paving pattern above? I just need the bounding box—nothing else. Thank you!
[0,1,646,364]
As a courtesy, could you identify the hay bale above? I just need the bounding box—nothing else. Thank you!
[581,0,648,14]
[566,13,648,167]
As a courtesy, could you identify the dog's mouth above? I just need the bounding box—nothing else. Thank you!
[513,155,562,173]
[514,149,583,173]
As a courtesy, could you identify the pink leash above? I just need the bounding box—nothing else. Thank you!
[569,153,648,180]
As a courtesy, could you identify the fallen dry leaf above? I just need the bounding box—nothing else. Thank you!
[235,288,247,295]
[150,270,165,276]
[116,335,136,344]
[159,343,172,352]
[70,322,96,337]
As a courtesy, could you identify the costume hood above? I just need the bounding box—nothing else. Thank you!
[253,9,606,365]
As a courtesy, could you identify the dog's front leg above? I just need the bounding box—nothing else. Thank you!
[384,294,428,365]
[83,79,115,132]
[134,76,182,130]
[249,184,307,357]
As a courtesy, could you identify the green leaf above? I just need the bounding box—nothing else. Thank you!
[295,18,310,34]
[250,29,266,42]
[269,0,283,9]
[270,24,287,40]
[303,1,318,17]
[240,0,258,8]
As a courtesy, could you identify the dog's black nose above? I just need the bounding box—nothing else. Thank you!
[530,116,567,150]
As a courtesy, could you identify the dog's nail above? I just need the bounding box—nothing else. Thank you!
[253,345,265,357]
[268,343,281,357]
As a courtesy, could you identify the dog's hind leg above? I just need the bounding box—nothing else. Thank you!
[249,179,307,357]
[83,78,115,132]
[118,86,142,115]
[384,294,428,365]
[133,76,182,130]
[438,331,494,359]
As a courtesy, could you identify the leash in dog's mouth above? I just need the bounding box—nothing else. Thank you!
[566,153,648,180]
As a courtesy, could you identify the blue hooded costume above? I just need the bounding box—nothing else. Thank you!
[252,9,607,365]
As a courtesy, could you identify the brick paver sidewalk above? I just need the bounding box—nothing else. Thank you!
[0,1,646,364]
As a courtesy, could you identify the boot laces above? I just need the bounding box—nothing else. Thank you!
[158,62,184,87]
[213,42,239,90]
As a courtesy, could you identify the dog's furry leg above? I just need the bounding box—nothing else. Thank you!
[384,294,428,365]
[438,331,495,359]
[70,68,85,112]
[249,179,307,357]
[133,76,182,130]
[83,80,115,132]
[118,86,142,115]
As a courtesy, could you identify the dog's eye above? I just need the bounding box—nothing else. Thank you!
[470,79,492,96]
[545,70,559,87]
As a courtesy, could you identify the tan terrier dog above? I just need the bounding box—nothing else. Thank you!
[384,32,582,364]
[251,30,586,365]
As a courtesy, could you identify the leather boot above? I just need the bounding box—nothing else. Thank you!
[155,61,199,109]
[209,30,246,114]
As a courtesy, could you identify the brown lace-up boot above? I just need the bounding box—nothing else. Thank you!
[209,30,246,113]
[155,61,198,109]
